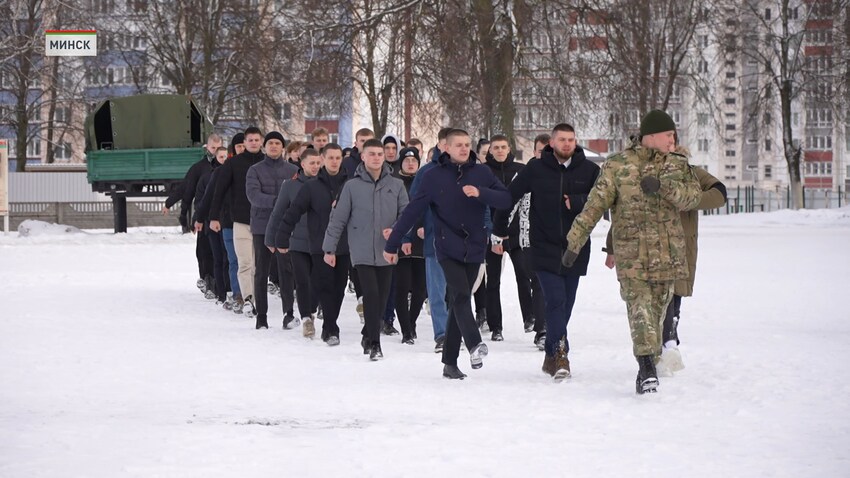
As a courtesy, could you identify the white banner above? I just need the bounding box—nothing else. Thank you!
[45,31,97,57]
[0,139,8,215]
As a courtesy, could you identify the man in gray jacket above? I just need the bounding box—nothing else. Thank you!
[246,131,299,329]
[322,139,408,361]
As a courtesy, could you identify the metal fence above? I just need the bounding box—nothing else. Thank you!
[7,201,180,230]
[705,186,847,215]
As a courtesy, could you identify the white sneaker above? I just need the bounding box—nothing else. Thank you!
[657,346,685,377]
[242,297,256,318]
[469,343,489,370]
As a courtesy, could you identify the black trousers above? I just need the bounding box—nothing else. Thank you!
[663,294,683,345]
[394,258,427,339]
[290,251,318,318]
[196,228,214,279]
[252,234,294,320]
[269,256,279,286]
[207,228,227,302]
[527,249,546,334]
[314,254,350,339]
[350,265,363,298]
[485,247,534,333]
[440,259,484,366]
[356,265,394,344]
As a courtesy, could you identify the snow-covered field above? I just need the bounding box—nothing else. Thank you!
[2,210,849,477]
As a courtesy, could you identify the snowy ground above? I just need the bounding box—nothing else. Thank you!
[1,210,849,477]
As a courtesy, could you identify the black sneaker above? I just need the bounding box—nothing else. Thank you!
[382,322,400,336]
[491,331,504,341]
[369,343,383,361]
[282,315,300,330]
[434,336,445,354]
[361,336,370,355]
[255,316,268,330]
[475,309,488,331]
[523,319,534,333]
[442,364,467,380]
[324,335,340,346]
[534,332,546,351]
[402,335,415,345]
[636,355,659,394]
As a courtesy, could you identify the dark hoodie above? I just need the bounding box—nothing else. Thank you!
[492,145,600,275]
[209,149,264,224]
[276,167,350,255]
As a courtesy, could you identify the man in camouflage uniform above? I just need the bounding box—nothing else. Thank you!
[561,110,702,394]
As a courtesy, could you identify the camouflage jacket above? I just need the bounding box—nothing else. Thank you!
[566,143,702,282]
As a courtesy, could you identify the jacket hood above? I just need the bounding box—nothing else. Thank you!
[382,134,402,162]
[539,145,586,171]
[485,152,516,168]
[354,162,394,184]
[437,150,479,169]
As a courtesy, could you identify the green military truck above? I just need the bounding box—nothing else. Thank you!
[85,94,213,232]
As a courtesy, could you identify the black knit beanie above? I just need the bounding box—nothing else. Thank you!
[264,131,285,146]
[639,110,676,136]
[398,147,420,165]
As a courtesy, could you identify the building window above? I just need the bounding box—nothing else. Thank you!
[764,113,771,125]
[27,139,41,158]
[725,98,736,105]
[765,139,771,151]
[806,108,832,127]
[698,35,708,48]
[806,136,832,150]
[764,8,771,20]
[726,124,736,130]
[55,106,72,123]
[726,71,736,79]
[698,139,709,152]
[54,142,72,161]
[91,0,115,14]
[724,175,737,180]
[725,164,737,170]
[764,165,772,179]
[697,113,708,126]
[725,150,736,157]
[805,161,833,176]
[698,60,708,73]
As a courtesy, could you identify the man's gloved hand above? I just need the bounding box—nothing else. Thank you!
[561,249,579,268]
[640,176,661,195]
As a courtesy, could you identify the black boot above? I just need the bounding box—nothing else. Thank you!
[361,335,370,355]
[636,355,659,394]
[255,315,268,330]
[369,342,383,361]
[442,364,467,380]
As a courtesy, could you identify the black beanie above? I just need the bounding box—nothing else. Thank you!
[230,133,245,148]
[398,147,420,165]
[383,136,397,146]
[264,131,285,146]
[639,110,676,136]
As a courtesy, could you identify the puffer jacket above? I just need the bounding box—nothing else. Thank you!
[245,155,299,234]
[323,163,408,266]
[265,172,312,253]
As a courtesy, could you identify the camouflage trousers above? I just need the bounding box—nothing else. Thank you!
[619,279,674,357]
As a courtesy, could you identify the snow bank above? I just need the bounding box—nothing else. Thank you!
[704,205,850,228]
[16,219,84,237]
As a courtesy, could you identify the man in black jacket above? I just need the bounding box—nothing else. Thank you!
[209,126,265,317]
[482,135,533,341]
[163,133,222,291]
[493,123,600,382]
[274,143,350,346]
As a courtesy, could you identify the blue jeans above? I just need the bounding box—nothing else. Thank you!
[535,270,581,356]
[425,255,448,340]
[221,228,240,297]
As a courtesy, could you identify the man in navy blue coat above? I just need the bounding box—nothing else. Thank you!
[384,129,511,380]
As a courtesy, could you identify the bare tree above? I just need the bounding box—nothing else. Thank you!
[0,0,47,171]
[727,0,849,208]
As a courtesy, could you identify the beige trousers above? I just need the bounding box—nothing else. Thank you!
[233,222,255,300]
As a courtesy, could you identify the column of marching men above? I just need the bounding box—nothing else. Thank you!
[172,110,727,394]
